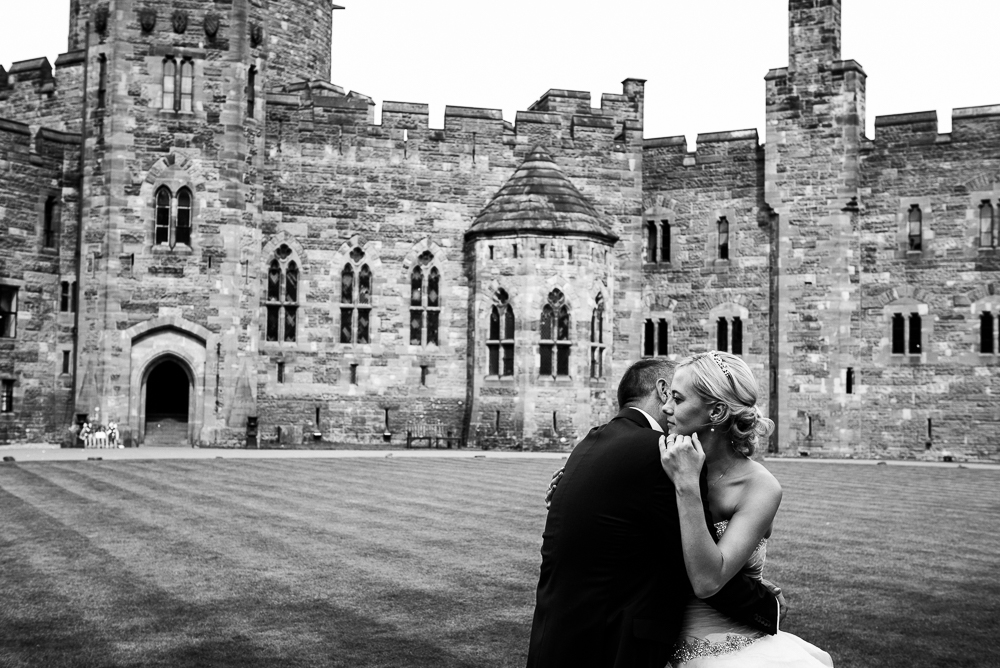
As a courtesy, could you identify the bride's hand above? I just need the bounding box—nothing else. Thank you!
[658,432,706,490]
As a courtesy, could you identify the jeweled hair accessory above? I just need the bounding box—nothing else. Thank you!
[708,350,733,381]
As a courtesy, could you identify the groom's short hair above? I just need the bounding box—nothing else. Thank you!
[617,358,674,409]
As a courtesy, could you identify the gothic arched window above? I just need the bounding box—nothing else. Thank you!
[488,290,514,377]
[162,58,176,109]
[163,57,194,112]
[153,186,194,248]
[265,246,299,343]
[340,248,372,345]
[540,289,570,378]
[409,254,441,346]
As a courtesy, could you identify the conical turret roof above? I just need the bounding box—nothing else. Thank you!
[467,146,618,243]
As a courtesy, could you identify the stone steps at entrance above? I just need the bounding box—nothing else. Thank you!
[144,417,189,447]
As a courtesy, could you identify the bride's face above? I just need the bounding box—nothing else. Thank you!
[662,366,712,436]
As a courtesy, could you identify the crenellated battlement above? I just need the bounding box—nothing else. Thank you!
[265,79,643,152]
[643,128,759,163]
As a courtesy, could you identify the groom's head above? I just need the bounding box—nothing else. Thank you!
[617,359,674,428]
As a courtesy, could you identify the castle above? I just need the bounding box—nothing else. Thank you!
[1,0,998,460]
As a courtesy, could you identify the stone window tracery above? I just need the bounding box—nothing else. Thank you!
[488,289,514,378]
[539,289,570,378]
[645,219,671,264]
[642,318,669,357]
[59,281,77,313]
[265,245,298,343]
[590,295,605,379]
[891,312,921,355]
[154,186,193,248]
[409,252,440,346]
[340,248,372,345]
[716,315,743,354]
[162,56,193,112]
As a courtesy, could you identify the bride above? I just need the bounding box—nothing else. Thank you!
[658,351,832,667]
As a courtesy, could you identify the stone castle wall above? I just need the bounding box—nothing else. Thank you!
[1,0,998,459]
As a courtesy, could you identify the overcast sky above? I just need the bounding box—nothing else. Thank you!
[3,0,997,147]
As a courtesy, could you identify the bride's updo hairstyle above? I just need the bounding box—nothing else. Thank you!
[676,351,774,457]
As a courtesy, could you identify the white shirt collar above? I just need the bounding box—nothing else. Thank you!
[629,407,664,433]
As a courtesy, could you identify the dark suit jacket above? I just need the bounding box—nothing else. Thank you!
[525,408,778,668]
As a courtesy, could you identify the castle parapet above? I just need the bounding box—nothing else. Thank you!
[7,58,53,85]
[873,111,939,146]
[951,104,1000,143]
[529,88,592,115]
[381,101,429,130]
[443,106,505,137]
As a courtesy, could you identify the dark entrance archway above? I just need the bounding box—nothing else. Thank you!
[144,358,191,446]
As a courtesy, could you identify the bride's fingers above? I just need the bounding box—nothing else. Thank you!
[690,432,705,454]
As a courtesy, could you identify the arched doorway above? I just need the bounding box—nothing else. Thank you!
[144,358,191,446]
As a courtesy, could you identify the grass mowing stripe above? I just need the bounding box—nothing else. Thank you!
[3,459,997,667]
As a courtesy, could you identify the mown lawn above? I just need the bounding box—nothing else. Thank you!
[0,458,997,667]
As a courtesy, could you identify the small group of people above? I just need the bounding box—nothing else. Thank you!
[526,351,833,667]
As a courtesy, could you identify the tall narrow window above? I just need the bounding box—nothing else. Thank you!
[247,65,257,118]
[980,201,997,249]
[358,265,372,344]
[846,367,855,394]
[660,220,670,263]
[97,54,107,109]
[420,365,429,386]
[175,188,192,246]
[643,319,655,357]
[153,186,193,248]
[0,286,18,338]
[179,59,194,112]
[732,316,743,355]
[340,249,372,345]
[909,314,922,354]
[43,196,57,248]
[60,281,72,312]
[718,216,730,260]
[264,246,299,343]
[646,221,657,262]
[908,205,922,251]
[488,290,514,377]
[409,257,440,346]
[717,317,729,352]
[891,313,906,354]
[155,187,171,245]
[284,262,298,342]
[657,318,669,356]
[162,57,176,109]
[410,266,423,344]
[62,350,71,375]
[540,305,554,376]
[349,363,358,385]
[590,295,605,379]
[982,312,995,354]
[0,379,12,413]
[277,361,285,383]
[556,303,571,376]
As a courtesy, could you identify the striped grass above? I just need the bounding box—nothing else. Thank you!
[0,458,997,667]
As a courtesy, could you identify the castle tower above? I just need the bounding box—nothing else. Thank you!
[466,146,618,447]
[765,0,866,454]
[71,0,337,445]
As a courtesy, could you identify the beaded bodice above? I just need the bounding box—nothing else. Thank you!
[713,520,767,580]
[667,520,770,665]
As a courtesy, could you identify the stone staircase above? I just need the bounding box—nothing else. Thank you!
[143,417,189,447]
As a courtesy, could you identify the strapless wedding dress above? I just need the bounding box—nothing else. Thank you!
[667,521,834,668]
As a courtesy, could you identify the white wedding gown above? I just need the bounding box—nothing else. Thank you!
[667,521,834,668]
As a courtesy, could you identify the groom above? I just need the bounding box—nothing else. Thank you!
[525,358,780,668]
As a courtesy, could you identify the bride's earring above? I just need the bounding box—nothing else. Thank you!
[710,427,715,432]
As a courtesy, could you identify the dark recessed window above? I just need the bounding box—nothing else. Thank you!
[1,380,12,413]
[488,289,514,377]
[718,216,730,260]
[0,286,18,339]
[908,205,922,251]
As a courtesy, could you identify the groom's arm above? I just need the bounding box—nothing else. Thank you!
[703,573,781,634]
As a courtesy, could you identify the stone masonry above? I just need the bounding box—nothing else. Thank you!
[0,0,997,460]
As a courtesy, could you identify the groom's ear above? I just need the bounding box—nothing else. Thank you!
[656,378,669,402]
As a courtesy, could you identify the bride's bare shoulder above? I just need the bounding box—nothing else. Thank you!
[742,458,782,505]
